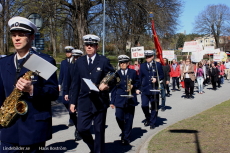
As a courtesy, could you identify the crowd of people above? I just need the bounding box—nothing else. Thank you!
[1,15,230,153]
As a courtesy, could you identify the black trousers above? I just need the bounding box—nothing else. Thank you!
[211,77,217,89]
[77,110,107,153]
[172,77,180,90]
[115,106,135,142]
[165,84,170,94]
[184,78,194,96]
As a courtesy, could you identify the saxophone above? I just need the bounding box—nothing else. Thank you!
[0,71,33,127]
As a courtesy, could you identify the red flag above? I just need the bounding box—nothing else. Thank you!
[151,20,165,65]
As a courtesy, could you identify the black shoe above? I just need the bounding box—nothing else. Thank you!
[68,121,74,127]
[161,107,166,112]
[184,95,189,99]
[190,95,194,99]
[178,88,181,91]
[150,124,155,129]
[75,130,82,141]
[122,139,130,145]
[166,93,170,97]
[144,120,150,126]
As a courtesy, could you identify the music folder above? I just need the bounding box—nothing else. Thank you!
[23,54,57,80]
[83,78,99,92]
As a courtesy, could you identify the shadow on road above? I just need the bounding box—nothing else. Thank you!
[45,139,78,153]
[105,140,133,153]
[105,127,147,153]
[155,116,167,127]
[52,124,69,134]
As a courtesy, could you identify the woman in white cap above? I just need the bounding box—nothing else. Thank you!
[110,55,139,145]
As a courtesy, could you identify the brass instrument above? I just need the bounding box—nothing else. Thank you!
[120,75,133,98]
[0,71,33,127]
[100,71,117,85]
[150,61,162,92]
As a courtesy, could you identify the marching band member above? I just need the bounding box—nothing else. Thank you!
[59,46,75,126]
[64,49,83,141]
[0,16,59,153]
[110,55,139,145]
[136,50,164,129]
[69,34,115,153]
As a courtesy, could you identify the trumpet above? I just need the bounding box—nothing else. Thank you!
[120,75,133,98]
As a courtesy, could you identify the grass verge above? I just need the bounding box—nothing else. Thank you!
[148,99,230,153]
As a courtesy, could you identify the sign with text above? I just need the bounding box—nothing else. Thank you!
[204,46,215,54]
[131,46,144,59]
[213,54,222,61]
[182,41,203,52]
[163,50,175,61]
[191,52,204,63]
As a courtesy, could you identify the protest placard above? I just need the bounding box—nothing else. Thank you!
[162,50,175,61]
[131,46,144,59]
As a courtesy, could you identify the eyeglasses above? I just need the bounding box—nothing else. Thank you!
[11,33,31,38]
[85,44,96,47]
[119,61,128,64]
[145,56,153,58]
[186,61,190,62]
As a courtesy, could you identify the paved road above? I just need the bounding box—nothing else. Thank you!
[46,81,230,153]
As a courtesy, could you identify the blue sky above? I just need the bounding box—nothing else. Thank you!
[177,0,230,34]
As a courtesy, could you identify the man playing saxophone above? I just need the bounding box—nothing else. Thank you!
[0,16,59,152]
[110,55,139,145]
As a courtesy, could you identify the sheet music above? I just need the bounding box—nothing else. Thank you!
[23,54,57,80]
[83,78,99,92]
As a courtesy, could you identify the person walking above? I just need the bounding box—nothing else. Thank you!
[181,58,195,99]
[110,55,139,145]
[0,16,59,153]
[69,34,115,153]
[196,62,205,94]
[209,62,219,90]
[170,59,180,92]
[136,50,164,129]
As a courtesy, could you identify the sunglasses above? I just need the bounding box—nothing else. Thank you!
[85,43,96,47]
[11,33,31,38]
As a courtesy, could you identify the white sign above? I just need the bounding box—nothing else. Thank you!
[163,50,175,61]
[191,52,204,63]
[204,46,215,54]
[213,54,222,61]
[213,48,220,54]
[131,46,144,59]
[182,41,203,52]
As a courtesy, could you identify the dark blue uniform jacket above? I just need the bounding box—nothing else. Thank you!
[0,51,59,145]
[70,54,114,112]
[139,61,164,95]
[110,69,139,108]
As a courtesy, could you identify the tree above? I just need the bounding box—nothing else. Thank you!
[193,4,230,48]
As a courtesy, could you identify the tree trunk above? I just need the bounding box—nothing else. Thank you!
[50,18,57,57]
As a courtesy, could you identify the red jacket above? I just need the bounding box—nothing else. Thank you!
[170,64,180,77]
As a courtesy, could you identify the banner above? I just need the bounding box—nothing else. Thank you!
[131,46,144,59]
[182,41,203,52]
[162,50,175,61]
[204,46,215,54]
[151,20,164,65]
[191,52,204,63]
[213,54,222,61]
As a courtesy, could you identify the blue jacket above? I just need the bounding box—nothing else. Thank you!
[111,69,139,108]
[70,54,115,112]
[58,58,71,87]
[139,61,164,95]
[0,50,59,145]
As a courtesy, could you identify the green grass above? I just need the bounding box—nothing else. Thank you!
[148,99,230,153]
